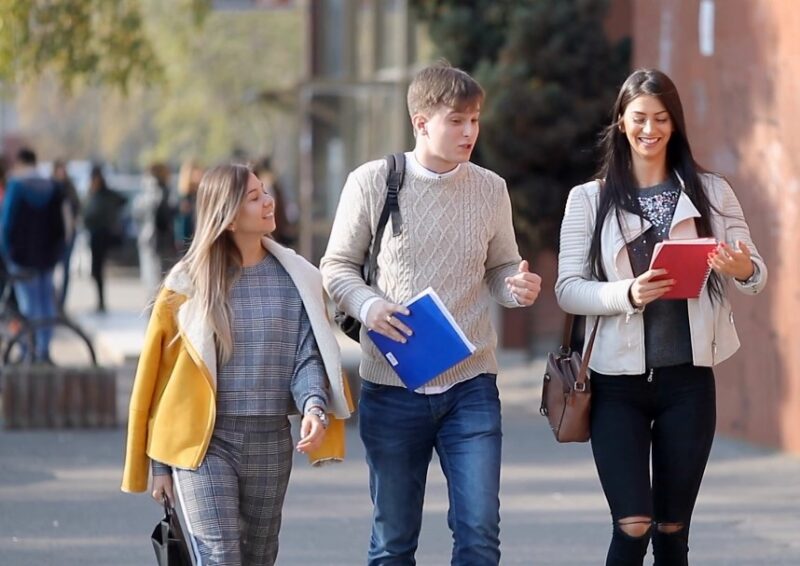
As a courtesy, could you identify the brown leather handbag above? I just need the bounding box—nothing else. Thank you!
[539,315,598,443]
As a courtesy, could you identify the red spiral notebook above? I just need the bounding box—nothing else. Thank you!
[649,238,718,299]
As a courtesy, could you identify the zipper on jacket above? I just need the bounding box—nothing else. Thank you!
[647,368,654,383]
[712,312,718,365]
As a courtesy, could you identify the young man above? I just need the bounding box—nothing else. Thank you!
[0,147,66,362]
[321,63,541,565]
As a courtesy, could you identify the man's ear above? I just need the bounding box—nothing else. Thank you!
[411,114,428,137]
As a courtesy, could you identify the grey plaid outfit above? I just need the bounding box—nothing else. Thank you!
[163,254,330,566]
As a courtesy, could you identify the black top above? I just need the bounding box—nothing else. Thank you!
[626,181,693,369]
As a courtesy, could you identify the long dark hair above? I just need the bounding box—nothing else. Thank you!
[90,165,109,192]
[589,68,723,300]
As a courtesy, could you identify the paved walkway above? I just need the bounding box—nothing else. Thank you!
[1,270,799,564]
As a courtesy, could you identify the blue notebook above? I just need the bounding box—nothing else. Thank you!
[367,288,476,390]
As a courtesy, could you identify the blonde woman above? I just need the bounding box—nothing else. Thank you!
[122,164,352,565]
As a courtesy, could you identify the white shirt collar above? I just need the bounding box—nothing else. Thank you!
[406,151,462,180]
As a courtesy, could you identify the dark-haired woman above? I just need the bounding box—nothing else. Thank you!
[555,68,767,565]
[83,166,125,313]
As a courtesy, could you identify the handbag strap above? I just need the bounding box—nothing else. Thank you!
[561,314,599,387]
[364,153,406,285]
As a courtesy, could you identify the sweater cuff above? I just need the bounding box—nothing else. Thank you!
[359,297,382,324]
[347,287,382,321]
[303,395,327,414]
[151,460,172,477]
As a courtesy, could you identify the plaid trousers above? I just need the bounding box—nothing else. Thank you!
[173,415,293,566]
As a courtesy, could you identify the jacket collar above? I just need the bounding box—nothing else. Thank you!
[604,171,702,278]
[162,238,311,391]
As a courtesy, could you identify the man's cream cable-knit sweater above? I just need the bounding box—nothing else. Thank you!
[320,155,523,389]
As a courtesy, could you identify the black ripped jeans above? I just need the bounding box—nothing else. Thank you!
[590,364,716,566]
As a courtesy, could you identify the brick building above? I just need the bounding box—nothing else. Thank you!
[631,0,800,451]
[297,0,800,452]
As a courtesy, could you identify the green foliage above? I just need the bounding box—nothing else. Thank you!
[11,2,304,169]
[141,6,305,165]
[411,0,629,254]
[0,0,210,92]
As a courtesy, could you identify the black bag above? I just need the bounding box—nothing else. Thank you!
[151,499,192,566]
[334,153,406,342]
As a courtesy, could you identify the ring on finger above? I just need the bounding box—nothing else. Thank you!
[385,314,393,324]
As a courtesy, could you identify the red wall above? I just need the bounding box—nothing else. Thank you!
[632,0,800,452]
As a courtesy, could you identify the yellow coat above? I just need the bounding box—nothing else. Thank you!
[121,239,353,493]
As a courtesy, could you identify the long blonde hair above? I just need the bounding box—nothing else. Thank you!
[180,163,251,363]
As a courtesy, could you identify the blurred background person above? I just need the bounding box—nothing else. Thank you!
[0,159,10,309]
[83,165,126,314]
[0,147,66,363]
[134,162,175,298]
[52,159,81,311]
[252,156,297,248]
[174,158,203,255]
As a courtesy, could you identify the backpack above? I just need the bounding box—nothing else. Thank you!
[7,180,65,269]
[334,153,406,342]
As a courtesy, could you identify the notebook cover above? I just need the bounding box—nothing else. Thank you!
[367,289,476,389]
[649,238,718,299]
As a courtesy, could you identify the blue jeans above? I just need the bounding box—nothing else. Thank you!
[8,263,56,361]
[359,374,502,566]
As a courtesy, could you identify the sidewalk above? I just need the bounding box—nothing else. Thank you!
[1,269,799,564]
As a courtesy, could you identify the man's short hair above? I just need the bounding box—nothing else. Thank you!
[16,147,37,166]
[407,62,485,118]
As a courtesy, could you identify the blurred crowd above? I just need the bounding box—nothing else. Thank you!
[0,147,297,362]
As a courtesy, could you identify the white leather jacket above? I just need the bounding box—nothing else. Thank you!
[555,173,767,375]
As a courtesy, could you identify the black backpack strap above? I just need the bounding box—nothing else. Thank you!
[364,153,406,285]
[386,153,405,237]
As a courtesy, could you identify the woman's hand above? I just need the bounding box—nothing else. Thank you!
[365,299,412,343]
[708,241,755,281]
[296,414,326,454]
[151,474,174,506]
[629,268,675,308]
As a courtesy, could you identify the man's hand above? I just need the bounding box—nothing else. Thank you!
[366,299,412,343]
[504,260,542,306]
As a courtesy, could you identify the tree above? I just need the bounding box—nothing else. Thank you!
[0,0,209,92]
[411,0,629,255]
[9,2,305,170]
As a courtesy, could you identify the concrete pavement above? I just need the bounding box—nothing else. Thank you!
[1,269,799,564]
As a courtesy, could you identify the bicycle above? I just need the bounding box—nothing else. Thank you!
[0,266,96,366]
